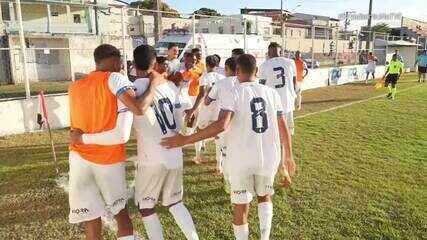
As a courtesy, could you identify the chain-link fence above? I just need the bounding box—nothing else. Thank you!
[0,0,426,100]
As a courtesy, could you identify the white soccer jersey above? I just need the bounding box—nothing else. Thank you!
[133,78,192,169]
[258,57,297,113]
[220,81,284,177]
[197,71,225,128]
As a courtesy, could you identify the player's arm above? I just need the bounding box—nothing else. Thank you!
[303,62,309,78]
[70,109,133,146]
[205,84,218,106]
[118,71,164,116]
[277,114,295,188]
[161,109,234,149]
[185,85,206,121]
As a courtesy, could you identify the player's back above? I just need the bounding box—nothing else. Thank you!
[222,81,283,176]
[133,78,190,169]
[259,57,296,112]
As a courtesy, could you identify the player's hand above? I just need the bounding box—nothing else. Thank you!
[160,133,188,149]
[279,164,292,188]
[70,129,84,145]
[184,108,197,123]
[285,156,296,176]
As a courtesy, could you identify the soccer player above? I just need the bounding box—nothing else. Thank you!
[206,57,238,175]
[365,52,378,83]
[231,48,245,59]
[213,54,226,75]
[186,55,225,164]
[161,54,295,240]
[415,50,427,83]
[155,56,168,76]
[166,43,181,74]
[68,44,162,240]
[259,42,297,135]
[293,51,308,110]
[131,45,198,240]
[192,48,206,74]
[383,54,404,100]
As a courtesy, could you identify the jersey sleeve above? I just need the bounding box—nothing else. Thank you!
[199,73,211,87]
[219,86,237,112]
[258,63,267,85]
[108,72,134,96]
[273,90,285,116]
[208,83,218,100]
[133,78,150,98]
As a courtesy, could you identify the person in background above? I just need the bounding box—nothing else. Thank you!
[294,51,308,110]
[213,54,226,75]
[231,48,245,59]
[166,43,181,74]
[365,52,378,84]
[394,49,404,62]
[415,50,427,83]
[192,48,205,75]
[383,54,404,100]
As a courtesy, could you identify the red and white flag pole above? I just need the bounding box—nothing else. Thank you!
[38,91,59,176]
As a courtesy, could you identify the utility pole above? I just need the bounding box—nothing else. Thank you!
[280,0,285,53]
[154,0,162,43]
[366,0,373,50]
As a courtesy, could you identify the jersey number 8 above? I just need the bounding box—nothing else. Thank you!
[250,97,268,133]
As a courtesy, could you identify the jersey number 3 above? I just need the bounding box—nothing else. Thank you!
[153,98,176,135]
[273,67,286,88]
[250,97,268,133]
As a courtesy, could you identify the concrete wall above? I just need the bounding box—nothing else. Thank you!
[0,64,388,136]
[0,93,69,136]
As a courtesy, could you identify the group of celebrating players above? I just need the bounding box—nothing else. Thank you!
[68,41,308,240]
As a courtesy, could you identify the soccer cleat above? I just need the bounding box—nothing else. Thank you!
[386,93,392,99]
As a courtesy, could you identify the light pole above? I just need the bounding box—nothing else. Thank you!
[366,0,373,50]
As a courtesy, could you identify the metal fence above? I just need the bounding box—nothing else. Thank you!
[0,0,426,100]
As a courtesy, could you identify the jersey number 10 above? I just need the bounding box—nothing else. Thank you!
[250,97,268,133]
[153,98,177,135]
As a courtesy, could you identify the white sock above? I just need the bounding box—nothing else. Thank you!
[258,202,273,240]
[169,202,199,240]
[233,224,249,240]
[118,235,137,240]
[142,213,164,240]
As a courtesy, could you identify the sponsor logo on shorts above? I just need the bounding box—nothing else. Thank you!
[72,208,90,215]
[111,197,126,207]
[233,190,247,195]
[142,196,157,202]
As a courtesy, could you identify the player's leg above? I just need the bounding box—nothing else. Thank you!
[365,71,369,83]
[163,169,199,240]
[418,68,422,83]
[229,175,255,240]
[92,161,134,238]
[68,151,107,240]
[255,175,275,240]
[135,165,166,240]
[372,71,375,80]
[285,111,295,135]
[296,83,302,111]
[214,136,224,175]
[385,77,392,99]
[390,77,397,100]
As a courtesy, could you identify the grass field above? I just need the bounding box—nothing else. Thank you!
[0,81,71,99]
[0,75,426,239]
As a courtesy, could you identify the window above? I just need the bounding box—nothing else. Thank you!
[290,29,293,36]
[1,3,10,21]
[35,49,60,65]
[51,11,59,17]
[202,28,209,33]
[231,26,235,34]
[73,14,81,23]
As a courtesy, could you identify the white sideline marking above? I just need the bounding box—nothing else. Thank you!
[295,85,420,120]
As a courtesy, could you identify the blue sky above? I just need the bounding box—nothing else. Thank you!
[161,0,427,21]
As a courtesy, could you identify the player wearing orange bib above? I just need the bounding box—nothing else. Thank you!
[68,44,162,240]
[294,51,308,110]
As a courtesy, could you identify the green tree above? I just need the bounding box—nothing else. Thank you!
[130,0,180,18]
[372,23,391,33]
[193,7,221,19]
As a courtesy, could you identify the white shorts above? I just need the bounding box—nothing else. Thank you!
[68,151,128,224]
[135,164,183,209]
[284,111,295,135]
[228,174,275,204]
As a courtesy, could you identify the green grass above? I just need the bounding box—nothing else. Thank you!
[0,75,426,239]
[0,81,71,99]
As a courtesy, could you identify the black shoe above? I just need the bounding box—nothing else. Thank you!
[386,93,392,98]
